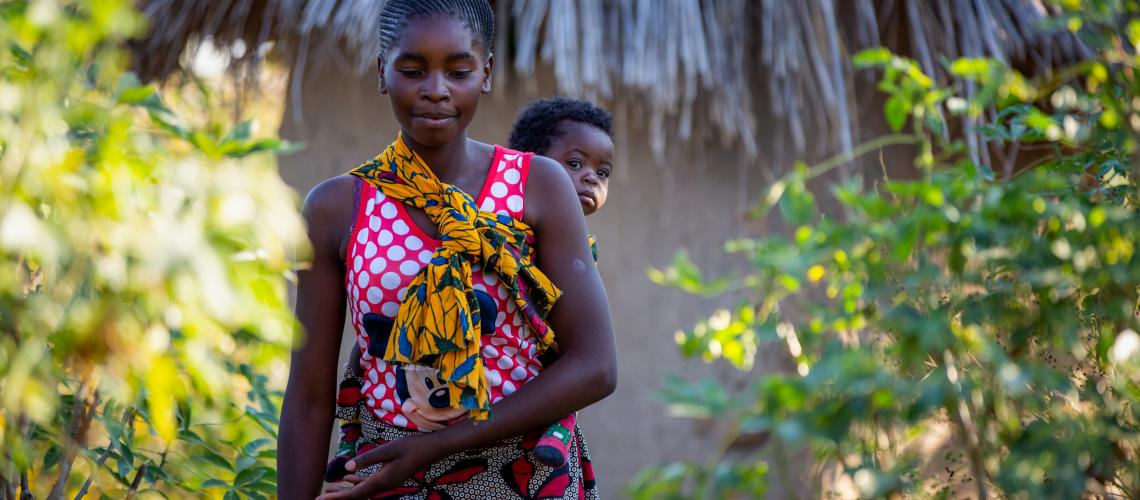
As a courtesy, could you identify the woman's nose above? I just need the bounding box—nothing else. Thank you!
[421,73,449,101]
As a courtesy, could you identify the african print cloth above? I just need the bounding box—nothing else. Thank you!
[348,133,561,421]
[332,365,598,500]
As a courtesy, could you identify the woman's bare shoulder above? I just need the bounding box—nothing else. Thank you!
[302,174,358,257]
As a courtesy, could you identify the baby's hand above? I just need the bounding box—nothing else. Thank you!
[348,344,366,376]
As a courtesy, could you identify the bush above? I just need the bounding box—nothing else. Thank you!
[0,1,305,498]
[644,2,1140,498]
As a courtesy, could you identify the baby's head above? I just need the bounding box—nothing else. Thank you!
[509,98,614,216]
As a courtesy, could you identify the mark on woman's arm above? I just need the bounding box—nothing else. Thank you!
[572,258,588,274]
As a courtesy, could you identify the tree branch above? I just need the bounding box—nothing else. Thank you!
[74,407,134,500]
[124,464,147,499]
[18,471,31,500]
[48,384,98,500]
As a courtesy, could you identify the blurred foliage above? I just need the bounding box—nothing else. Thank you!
[641,1,1140,498]
[0,0,305,498]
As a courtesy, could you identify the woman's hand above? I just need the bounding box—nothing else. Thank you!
[320,475,362,495]
[315,433,444,500]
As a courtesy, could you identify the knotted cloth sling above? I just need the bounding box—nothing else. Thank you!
[348,133,561,421]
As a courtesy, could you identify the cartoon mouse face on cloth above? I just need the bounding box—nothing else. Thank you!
[393,364,467,430]
[362,289,499,431]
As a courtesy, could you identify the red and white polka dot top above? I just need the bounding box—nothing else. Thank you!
[345,145,544,431]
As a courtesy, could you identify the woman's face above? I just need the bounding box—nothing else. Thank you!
[379,15,492,149]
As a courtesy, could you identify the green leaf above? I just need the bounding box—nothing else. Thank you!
[949,58,997,80]
[201,479,229,489]
[200,450,235,472]
[975,161,994,181]
[656,375,735,419]
[245,478,278,495]
[884,95,908,132]
[223,121,253,143]
[903,62,933,89]
[147,109,190,140]
[190,130,220,156]
[234,467,267,486]
[646,250,732,297]
[177,429,207,447]
[627,463,692,500]
[235,455,256,471]
[853,48,892,68]
[43,445,61,470]
[1024,108,1056,133]
[242,438,273,456]
[777,181,816,226]
[117,85,157,105]
[116,451,132,478]
[9,42,32,66]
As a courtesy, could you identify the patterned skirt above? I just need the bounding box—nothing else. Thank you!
[332,365,599,499]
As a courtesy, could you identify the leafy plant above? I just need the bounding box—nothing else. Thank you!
[0,1,305,498]
[641,1,1140,498]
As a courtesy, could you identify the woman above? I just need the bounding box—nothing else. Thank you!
[277,1,617,498]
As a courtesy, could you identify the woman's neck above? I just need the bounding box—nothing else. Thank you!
[402,131,473,184]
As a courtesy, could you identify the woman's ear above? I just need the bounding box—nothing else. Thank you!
[377,55,389,94]
[481,53,494,94]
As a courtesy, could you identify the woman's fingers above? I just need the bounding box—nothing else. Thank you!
[317,478,363,499]
[346,441,399,471]
[321,480,355,493]
[315,470,399,500]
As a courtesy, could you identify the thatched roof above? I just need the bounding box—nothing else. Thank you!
[131,0,1088,169]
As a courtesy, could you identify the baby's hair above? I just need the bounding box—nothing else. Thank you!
[376,0,494,58]
[508,97,614,155]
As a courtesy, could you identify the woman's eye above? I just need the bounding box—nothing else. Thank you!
[398,69,423,78]
[449,71,472,79]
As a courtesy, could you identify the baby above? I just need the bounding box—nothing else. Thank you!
[508,97,615,467]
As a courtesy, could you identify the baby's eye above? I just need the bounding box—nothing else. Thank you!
[566,160,582,170]
[598,169,610,179]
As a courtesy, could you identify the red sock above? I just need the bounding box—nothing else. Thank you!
[533,413,575,467]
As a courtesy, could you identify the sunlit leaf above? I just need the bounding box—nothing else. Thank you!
[884,94,908,132]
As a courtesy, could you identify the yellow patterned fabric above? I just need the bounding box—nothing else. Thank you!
[348,133,561,421]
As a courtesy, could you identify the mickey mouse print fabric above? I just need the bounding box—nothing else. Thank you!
[345,141,547,431]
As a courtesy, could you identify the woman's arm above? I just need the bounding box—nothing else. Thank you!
[429,154,619,446]
[321,156,617,498]
[278,176,356,499]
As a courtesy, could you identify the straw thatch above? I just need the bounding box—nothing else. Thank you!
[131,0,1089,168]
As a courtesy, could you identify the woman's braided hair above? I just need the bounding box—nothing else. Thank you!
[377,0,494,58]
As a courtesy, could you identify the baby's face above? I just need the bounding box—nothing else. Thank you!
[543,121,614,216]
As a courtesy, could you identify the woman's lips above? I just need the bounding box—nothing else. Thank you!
[413,115,457,127]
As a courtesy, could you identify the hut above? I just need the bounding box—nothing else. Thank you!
[131,1,1086,496]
